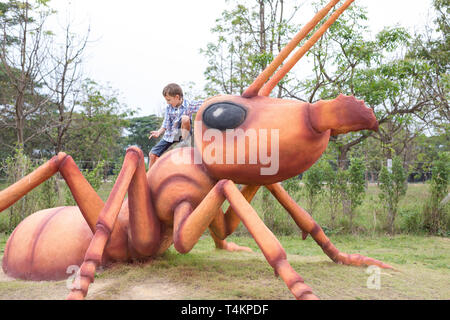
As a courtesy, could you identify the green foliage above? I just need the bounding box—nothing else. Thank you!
[299,157,367,231]
[281,176,300,195]
[0,147,59,232]
[201,0,300,96]
[64,160,105,206]
[423,152,450,235]
[302,160,327,215]
[400,208,425,234]
[347,158,366,210]
[63,79,132,166]
[85,160,106,191]
[322,160,341,228]
[406,0,449,132]
[2,147,36,232]
[37,159,59,209]
[125,115,163,156]
[378,157,408,234]
[256,187,298,236]
[336,158,367,232]
[430,152,450,203]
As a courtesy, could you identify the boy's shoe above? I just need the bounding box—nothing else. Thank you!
[178,140,189,148]
[178,134,192,148]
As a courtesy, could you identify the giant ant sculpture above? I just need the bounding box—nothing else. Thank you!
[0,0,393,300]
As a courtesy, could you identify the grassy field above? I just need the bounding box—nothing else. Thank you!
[1,178,448,236]
[0,233,448,300]
[222,182,449,237]
[0,180,448,300]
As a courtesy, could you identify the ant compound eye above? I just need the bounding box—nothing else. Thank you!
[202,102,247,131]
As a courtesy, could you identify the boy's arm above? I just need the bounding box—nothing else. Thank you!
[149,127,166,139]
[149,108,168,139]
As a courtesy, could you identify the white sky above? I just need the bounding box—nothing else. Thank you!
[48,0,435,117]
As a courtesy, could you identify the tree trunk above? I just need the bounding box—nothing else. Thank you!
[386,206,396,235]
[259,0,266,69]
[15,92,25,146]
[338,145,349,170]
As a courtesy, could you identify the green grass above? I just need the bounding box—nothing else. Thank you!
[0,232,448,300]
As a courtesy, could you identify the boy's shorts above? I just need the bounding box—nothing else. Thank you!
[150,119,193,157]
[150,139,175,157]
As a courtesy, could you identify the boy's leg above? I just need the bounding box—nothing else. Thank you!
[180,115,192,141]
[148,139,174,168]
[149,154,159,168]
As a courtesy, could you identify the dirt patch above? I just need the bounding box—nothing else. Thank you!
[118,279,190,300]
[85,279,117,298]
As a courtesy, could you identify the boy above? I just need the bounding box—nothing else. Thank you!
[148,83,203,167]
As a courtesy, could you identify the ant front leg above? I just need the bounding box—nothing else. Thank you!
[172,180,318,300]
[221,181,318,300]
[265,183,394,269]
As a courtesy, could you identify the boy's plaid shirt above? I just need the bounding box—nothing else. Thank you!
[161,99,203,142]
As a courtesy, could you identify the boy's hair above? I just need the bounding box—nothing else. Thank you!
[163,83,183,98]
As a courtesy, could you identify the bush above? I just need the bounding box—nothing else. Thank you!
[258,187,298,236]
[423,152,449,235]
[322,161,343,228]
[346,158,366,231]
[378,157,408,235]
[3,148,35,232]
[301,160,326,215]
[282,176,301,195]
[0,151,64,233]
[400,208,425,234]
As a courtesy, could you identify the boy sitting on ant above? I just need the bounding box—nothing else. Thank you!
[148,83,203,168]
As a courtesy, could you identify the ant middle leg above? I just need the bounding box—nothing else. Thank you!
[209,184,260,252]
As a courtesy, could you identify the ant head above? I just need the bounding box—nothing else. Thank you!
[194,94,331,184]
[193,0,377,184]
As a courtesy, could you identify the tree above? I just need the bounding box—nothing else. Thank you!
[63,79,132,167]
[407,0,449,131]
[42,18,90,154]
[0,0,54,148]
[201,0,301,97]
[292,2,436,169]
[125,115,163,157]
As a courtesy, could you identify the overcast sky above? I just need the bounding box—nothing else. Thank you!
[48,0,435,117]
